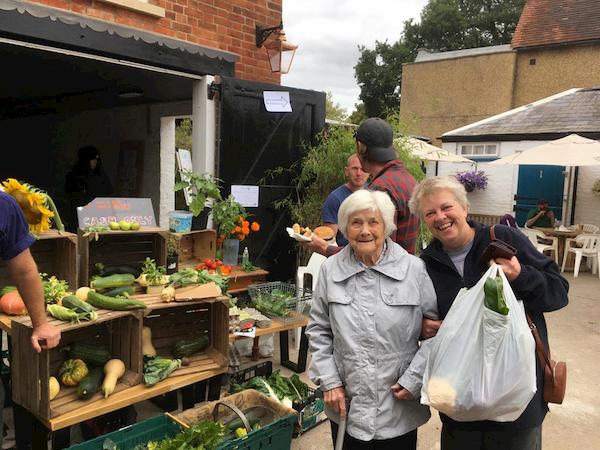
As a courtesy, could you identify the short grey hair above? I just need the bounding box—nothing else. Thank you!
[408,176,469,219]
[338,189,396,238]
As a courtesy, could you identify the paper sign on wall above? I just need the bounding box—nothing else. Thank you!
[263,91,292,112]
[231,185,259,207]
[77,197,156,229]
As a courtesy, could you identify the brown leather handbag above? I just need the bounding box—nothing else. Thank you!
[526,315,567,404]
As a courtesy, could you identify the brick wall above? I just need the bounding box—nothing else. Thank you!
[30,0,282,84]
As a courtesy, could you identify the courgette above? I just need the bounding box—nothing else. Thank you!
[90,274,135,291]
[87,290,147,310]
[101,286,136,297]
[172,335,209,358]
[65,342,111,367]
[95,263,141,278]
[76,367,104,400]
[62,295,97,314]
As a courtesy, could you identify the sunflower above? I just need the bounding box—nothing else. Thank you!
[1,178,59,234]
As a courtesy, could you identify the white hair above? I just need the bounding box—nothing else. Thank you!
[338,189,396,237]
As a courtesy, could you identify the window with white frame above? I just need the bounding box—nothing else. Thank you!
[459,143,499,157]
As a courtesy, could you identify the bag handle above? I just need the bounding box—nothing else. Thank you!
[213,401,252,432]
[488,226,554,374]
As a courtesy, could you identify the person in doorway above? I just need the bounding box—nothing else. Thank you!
[321,154,369,246]
[306,117,420,257]
[525,199,555,228]
[0,191,61,447]
[409,176,568,450]
[306,189,438,450]
[65,145,113,230]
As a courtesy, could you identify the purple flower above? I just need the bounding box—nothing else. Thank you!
[455,170,488,191]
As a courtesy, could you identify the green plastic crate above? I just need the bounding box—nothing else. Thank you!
[217,413,296,450]
[66,414,182,450]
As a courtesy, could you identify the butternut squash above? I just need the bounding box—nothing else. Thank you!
[142,326,157,357]
[101,359,126,398]
[49,376,60,400]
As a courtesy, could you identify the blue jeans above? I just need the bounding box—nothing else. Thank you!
[441,424,542,450]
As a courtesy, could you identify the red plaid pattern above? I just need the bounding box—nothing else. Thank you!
[368,160,420,254]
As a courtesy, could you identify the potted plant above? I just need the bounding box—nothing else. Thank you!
[212,195,260,266]
[174,170,222,229]
[166,235,179,275]
[455,170,488,192]
[140,257,168,294]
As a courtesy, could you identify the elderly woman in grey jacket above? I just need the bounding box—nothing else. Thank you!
[306,189,438,450]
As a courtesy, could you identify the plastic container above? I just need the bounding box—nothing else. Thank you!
[66,414,182,449]
[168,210,193,233]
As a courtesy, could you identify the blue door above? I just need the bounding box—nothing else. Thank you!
[514,165,564,226]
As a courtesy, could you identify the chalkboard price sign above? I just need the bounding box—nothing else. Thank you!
[77,197,156,229]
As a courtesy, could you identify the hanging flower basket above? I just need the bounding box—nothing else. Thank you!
[455,170,488,192]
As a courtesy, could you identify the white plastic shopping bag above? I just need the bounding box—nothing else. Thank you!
[421,264,536,422]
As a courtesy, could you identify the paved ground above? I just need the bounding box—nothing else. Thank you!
[2,271,598,449]
[290,271,600,450]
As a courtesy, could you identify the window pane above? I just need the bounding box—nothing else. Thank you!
[461,145,471,155]
[474,145,485,155]
[485,145,497,155]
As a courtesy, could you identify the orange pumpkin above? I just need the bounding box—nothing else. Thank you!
[0,291,27,315]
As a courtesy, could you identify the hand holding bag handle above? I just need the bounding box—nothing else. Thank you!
[489,225,566,404]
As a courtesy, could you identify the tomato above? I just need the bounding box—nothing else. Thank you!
[215,260,224,267]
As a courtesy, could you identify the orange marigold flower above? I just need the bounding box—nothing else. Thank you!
[242,220,249,228]
[251,222,260,232]
[234,226,242,233]
[238,234,245,241]
[242,227,250,235]
[239,216,245,223]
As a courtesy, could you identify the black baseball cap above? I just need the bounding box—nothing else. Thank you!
[355,118,397,162]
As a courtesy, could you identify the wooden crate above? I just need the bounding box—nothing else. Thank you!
[172,229,216,269]
[0,230,77,290]
[78,227,168,285]
[143,299,229,377]
[10,310,142,421]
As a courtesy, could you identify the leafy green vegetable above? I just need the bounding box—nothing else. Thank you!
[152,420,226,450]
[41,273,69,305]
[254,293,290,317]
[483,276,509,315]
[168,268,199,288]
[197,269,229,293]
[0,286,16,296]
[143,356,181,386]
[230,370,309,404]
[142,258,167,286]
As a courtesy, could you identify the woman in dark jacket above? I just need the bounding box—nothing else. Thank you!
[408,176,568,450]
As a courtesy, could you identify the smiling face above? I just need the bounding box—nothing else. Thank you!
[420,189,474,250]
[346,208,386,265]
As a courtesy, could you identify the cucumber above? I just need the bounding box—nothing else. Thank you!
[101,286,136,297]
[77,367,104,400]
[65,342,111,367]
[87,291,147,311]
[61,295,97,314]
[172,335,210,358]
[95,263,141,278]
[90,274,135,291]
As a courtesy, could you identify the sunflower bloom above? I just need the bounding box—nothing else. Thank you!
[2,178,56,234]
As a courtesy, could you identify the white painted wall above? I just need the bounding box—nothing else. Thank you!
[439,140,600,227]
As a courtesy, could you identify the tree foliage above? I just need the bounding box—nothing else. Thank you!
[325,92,348,121]
[355,0,525,118]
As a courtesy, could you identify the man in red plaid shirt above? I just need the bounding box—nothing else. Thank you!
[306,117,420,256]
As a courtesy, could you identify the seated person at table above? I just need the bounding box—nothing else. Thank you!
[526,199,555,228]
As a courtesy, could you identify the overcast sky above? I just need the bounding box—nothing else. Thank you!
[281,0,429,115]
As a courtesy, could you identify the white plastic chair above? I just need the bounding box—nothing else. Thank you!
[521,228,559,263]
[561,234,600,278]
[581,224,600,234]
[294,252,327,349]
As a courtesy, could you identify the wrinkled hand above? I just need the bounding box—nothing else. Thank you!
[391,384,414,401]
[31,322,61,353]
[302,234,329,256]
[494,255,521,281]
[421,318,442,339]
[324,386,347,417]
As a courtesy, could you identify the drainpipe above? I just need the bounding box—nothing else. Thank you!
[570,167,579,225]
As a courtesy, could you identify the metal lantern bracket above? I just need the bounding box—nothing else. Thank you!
[255,21,284,48]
